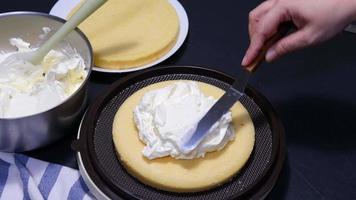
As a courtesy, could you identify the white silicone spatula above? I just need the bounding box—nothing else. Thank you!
[5,0,107,65]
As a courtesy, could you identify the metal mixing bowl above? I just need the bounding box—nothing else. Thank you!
[0,12,93,152]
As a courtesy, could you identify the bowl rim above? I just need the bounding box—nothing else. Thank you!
[0,11,93,120]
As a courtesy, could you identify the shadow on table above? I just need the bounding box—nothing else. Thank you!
[276,96,356,151]
[265,96,356,199]
[25,130,78,169]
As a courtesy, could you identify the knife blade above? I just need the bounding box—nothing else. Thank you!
[181,70,250,153]
[181,23,293,153]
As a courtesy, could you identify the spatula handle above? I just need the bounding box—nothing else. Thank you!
[245,22,294,72]
[30,0,108,64]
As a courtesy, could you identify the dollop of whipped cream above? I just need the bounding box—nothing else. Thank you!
[0,37,87,118]
[134,81,235,160]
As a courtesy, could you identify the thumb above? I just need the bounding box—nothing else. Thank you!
[265,29,310,62]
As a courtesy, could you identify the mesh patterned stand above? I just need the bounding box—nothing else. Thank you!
[73,66,286,200]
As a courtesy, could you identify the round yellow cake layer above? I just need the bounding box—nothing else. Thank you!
[68,0,179,69]
[113,81,255,192]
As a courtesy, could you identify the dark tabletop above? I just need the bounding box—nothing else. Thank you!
[2,0,356,199]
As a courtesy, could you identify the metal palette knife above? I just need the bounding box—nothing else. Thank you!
[182,23,293,153]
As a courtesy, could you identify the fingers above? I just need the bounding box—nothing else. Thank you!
[242,5,289,66]
[243,1,277,67]
[248,0,277,35]
[265,29,311,62]
[241,33,264,67]
[249,0,277,20]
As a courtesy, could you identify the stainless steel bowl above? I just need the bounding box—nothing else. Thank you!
[0,12,93,152]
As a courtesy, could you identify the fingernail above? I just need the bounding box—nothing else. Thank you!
[241,55,247,66]
[266,48,276,62]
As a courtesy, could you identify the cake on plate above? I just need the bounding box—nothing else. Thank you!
[68,0,179,70]
[112,81,255,192]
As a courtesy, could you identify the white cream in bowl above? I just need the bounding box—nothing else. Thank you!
[0,36,87,118]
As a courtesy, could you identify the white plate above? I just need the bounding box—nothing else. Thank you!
[50,0,189,73]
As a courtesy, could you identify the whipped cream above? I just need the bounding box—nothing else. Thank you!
[0,37,87,118]
[39,27,52,40]
[134,81,235,160]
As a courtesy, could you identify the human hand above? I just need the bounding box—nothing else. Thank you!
[241,0,356,67]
